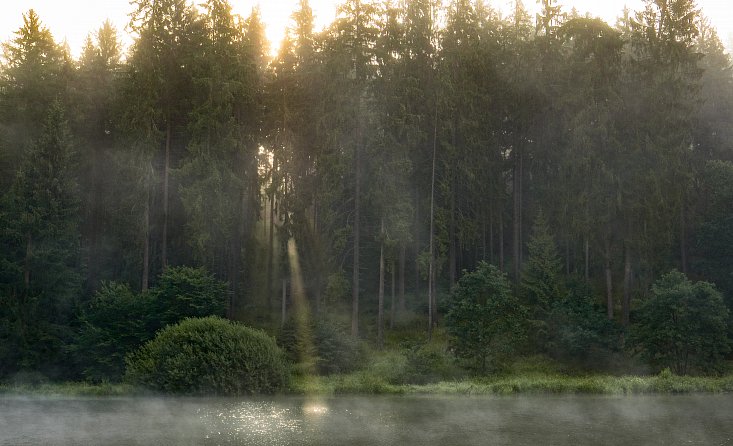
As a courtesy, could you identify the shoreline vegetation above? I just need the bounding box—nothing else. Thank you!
[4,372,733,398]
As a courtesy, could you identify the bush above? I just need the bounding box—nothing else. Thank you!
[125,317,288,395]
[546,276,621,364]
[151,267,227,327]
[445,262,528,373]
[279,317,364,375]
[630,271,730,375]
[71,282,154,381]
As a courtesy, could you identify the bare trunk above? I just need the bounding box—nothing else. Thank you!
[399,242,406,311]
[352,109,362,338]
[24,233,32,291]
[499,210,504,271]
[378,218,385,349]
[680,204,688,274]
[390,259,396,330]
[142,194,150,293]
[584,236,589,281]
[449,189,456,286]
[267,159,276,309]
[428,102,438,337]
[162,121,171,271]
[512,151,522,284]
[605,241,613,320]
[281,279,287,327]
[413,187,420,304]
[622,244,632,326]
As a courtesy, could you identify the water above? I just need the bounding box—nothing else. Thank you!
[1,394,732,445]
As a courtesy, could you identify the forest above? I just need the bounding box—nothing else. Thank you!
[1,0,733,386]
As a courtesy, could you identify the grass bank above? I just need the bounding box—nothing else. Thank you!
[0,382,140,397]
[291,371,733,396]
[3,372,733,397]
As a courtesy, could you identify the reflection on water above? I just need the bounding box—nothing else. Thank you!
[1,394,733,445]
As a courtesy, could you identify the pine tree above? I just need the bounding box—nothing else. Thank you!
[0,101,81,377]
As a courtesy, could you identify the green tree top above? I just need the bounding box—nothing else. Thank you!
[521,211,563,313]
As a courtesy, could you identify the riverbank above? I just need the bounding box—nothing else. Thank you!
[291,370,733,395]
[5,371,733,397]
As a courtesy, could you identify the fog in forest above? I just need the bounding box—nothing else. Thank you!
[1,2,733,443]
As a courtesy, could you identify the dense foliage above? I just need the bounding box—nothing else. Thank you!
[1,0,733,382]
[71,268,228,381]
[631,271,730,375]
[278,317,365,375]
[445,262,527,372]
[125,317,289,394]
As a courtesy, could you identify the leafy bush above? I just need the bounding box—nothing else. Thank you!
[125,317,288,395]
[151,266,227,327]
[70,268,228,382]
[445,262,528,372]
[402,342,463,384]
[630,271,730,375]
[279,317,364,375]
[546,276,620,363]
[71,282,154,381]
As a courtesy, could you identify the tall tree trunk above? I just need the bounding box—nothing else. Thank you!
[512,151,522,284]
[351,108,362,338]
[680,204,688,274]
[391,259,396,330]
[428,104,438,337]
[584,235,590,281]
[449,188,456,286]
[267,159,276,309]
[281,278,287,327]
[413,186,420,303]
[141,192,150,293]
[162,120,171,271]
[499,210,505,271]
[605,240,613,320]
[24,233,32,292]
[377,218,385,349]
[399,242,406,311]
[622,244,632,326]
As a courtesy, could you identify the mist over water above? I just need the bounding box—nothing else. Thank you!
[2,394,732,446]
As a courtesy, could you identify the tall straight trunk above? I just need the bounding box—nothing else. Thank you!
[24,233,32,292]
[584,236,590,281]
[352,108,362,338]
[399,242,406,311]
[428,104,438,337]
[377,218,385,349]
[162,121,171,271]
[281,279,287,327]
[565,239,571,275]
[680,204,688,274]
[499,210,505,271]
[512,151,522,284]
[489,212,494,264]
[449,188,456,286]
[391,259,396,330]
[141,192,150,293]
[605,241,613,320]
[622,244,632,326]
[413,186,420,302]
[267,159,276,308]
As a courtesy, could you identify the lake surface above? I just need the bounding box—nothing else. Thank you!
[1,394,732,445]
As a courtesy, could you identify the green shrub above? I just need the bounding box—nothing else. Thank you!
[630,271,730,375]
[71,282,154,381]
[279,317,364,375]
[445,262,528,372]
[151,267,227,327]
[125,317,288,395]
